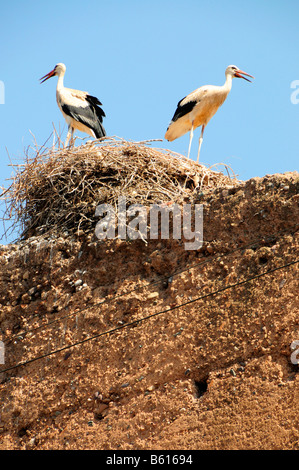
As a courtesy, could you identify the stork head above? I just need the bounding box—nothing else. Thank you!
[225,65,254,82]
[40,63,66,83]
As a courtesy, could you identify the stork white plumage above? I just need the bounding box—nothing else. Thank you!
[165,65,254,162]
[40,63,106,146]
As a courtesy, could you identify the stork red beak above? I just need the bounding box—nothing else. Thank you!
[234,69,254,82]
[40,69,56,83]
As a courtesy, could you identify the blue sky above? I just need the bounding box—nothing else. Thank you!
[0,0,298,243]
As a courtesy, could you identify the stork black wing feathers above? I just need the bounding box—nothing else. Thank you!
[85,94,106,120]
[62,99,106,138]
[170,98,198,123]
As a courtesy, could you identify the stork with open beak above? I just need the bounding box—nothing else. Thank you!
[165,65,254,162]
[40,63,106,146]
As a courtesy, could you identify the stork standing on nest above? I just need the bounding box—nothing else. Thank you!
[165,65,254,162]
[40,63,106,146]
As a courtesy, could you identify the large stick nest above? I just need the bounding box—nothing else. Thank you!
[1,137,236,240]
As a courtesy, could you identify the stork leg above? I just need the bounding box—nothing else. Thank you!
[196,125,205,163]
[65,126,74,147]
[187,125,194,159]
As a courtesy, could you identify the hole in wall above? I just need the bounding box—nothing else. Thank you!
[194,378,208,398]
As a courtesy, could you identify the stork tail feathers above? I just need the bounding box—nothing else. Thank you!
[94,122,106,138]
[165,118,193,142]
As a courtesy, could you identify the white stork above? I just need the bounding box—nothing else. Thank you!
[165,65,254,162]
[40,63,106,146]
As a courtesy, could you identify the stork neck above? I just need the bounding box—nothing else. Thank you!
[224,73,233,92]
[56,72,65,91]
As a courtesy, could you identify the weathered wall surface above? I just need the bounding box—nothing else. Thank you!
[0,171,298,450]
